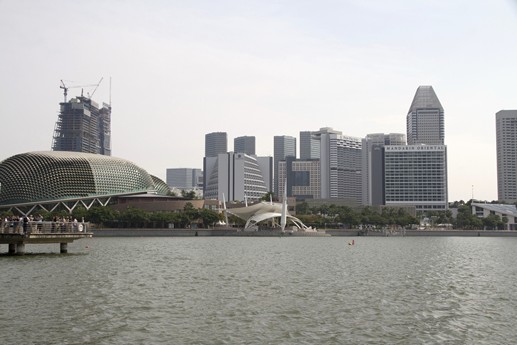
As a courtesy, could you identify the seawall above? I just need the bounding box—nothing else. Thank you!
[91,228,517,237]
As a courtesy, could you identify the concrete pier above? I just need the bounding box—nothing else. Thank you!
[1,232,92,255]
[16,243,25,255]
[1,221,92,255]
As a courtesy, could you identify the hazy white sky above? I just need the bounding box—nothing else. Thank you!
[1,0,516,202]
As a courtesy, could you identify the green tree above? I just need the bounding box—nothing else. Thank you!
[199,208,220,228]
[119,207,149,228]
[181,190,197,199]
[296,202,310,215]
[87,206,118,226]
[336,206,359,228]
[72,206,88,222]
[261,192,276,202]
[149,211,177,228]
[183,202,199,227]
[482,214,502,230]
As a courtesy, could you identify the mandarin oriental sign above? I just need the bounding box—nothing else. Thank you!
[385,145,445,152]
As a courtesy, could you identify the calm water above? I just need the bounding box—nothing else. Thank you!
[1,236,517,345]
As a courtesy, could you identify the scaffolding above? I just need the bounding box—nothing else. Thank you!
[52,96,111,155]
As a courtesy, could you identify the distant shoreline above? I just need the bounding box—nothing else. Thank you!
[91,228,517,237]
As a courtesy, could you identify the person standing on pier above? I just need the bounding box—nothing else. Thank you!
[22,215,29,235]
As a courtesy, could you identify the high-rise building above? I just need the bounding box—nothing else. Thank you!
[315,127,362,204]
[205,132,227,157]
[381,86,448,212]
[203,152,271,202]
[52,96,111,155]
[407,86,444,145]
[496,110,517,202]
[234,136,256,155]
[384,145,448,212]
[166,168,203,189]
[278,157,320,201]
[273,135,296,196]
[300,131,320,160]
[362,133,406,205]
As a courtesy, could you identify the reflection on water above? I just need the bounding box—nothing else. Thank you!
[1,237,517,344]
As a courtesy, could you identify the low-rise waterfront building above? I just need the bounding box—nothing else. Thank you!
[472,203,517,230]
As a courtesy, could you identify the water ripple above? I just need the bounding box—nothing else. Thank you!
[2,237,517,344]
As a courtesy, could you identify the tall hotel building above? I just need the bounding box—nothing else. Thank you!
[384,86,448,212]
[315,127,362,204]
[496,110,517,201]
[234,136,256,155]
[273,136,297,196]
[52,95,111,155]
[384,145,448,211]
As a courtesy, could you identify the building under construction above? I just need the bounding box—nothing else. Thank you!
[52,86,111,155]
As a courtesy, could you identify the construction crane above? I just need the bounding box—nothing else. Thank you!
[87,77,104,99]
[60,80,69,102]
[59,78,104,102]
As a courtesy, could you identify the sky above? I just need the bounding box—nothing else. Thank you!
[1,0,516,202]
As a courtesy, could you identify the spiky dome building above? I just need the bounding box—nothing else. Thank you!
[0,151,169,205]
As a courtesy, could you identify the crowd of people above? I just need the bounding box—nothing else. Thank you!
[1,215,85,235]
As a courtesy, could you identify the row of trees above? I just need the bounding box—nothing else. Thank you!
[296,202,507,230]
[295,204,420,229]
[1,203,223,229]
[1,199,508,230]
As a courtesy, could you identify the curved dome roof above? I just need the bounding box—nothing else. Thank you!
[0,151,168,205]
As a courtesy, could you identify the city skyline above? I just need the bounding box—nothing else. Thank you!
[1,1,516,202]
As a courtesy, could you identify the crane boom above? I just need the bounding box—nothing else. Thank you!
[59,78,104,102]
[89,77,104,99]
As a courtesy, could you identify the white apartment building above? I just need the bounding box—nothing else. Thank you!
[315,128,362,205]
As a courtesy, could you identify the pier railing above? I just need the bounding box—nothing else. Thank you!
[0,220,90,234]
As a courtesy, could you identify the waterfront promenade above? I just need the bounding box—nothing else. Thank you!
[91,227,517,237]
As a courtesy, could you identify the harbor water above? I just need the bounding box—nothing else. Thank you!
[1,236,517,344]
